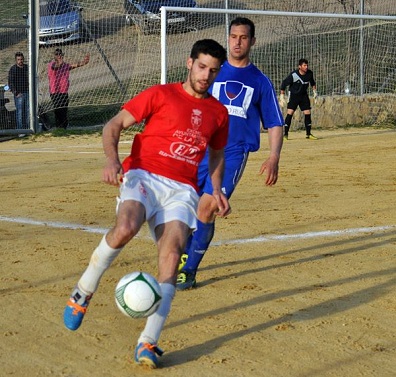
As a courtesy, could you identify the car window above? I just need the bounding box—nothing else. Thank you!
[40,0,72,16]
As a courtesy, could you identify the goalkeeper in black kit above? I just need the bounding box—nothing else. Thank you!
[279,58,318,140]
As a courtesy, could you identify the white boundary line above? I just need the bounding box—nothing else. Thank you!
[0,215,109,234]
[0,149,129,156]
[211,225,395,246]
[0,140,131,154]
[0,215,394,246]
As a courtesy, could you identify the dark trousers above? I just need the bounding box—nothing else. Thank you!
[50,93,69,129]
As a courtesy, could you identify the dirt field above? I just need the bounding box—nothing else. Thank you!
[1,127,395,377]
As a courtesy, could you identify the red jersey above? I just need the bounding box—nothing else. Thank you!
[47,62,71,94]
[122,82,229,191]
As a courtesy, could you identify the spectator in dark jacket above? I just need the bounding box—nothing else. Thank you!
[8,52,29,129]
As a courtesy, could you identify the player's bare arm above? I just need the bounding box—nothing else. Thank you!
[259,126,283,186]
[102,110,137,186]
[208,147,231,217]
[212,189,231,217]
[70,53,90,70]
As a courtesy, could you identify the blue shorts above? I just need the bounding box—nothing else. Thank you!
[198,150,249,198]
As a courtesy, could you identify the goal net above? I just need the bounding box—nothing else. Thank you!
[160,8,396,93]
[159,7,396,128]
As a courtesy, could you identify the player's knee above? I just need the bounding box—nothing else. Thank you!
[197,203,218,222]
[113,222,139,244]
[197,209,215,222]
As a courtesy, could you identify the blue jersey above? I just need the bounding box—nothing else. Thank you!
[197,61,284,197]
[209,60,284,154]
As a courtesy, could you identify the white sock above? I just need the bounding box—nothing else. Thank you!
[138,283,176,345]
[78,235,123,294]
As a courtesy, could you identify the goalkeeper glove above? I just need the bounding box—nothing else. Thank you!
[279,93,286,108]
[313,90,318,104]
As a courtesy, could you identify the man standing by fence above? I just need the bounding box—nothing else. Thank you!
[8,52,29,129]
[47,48,90,129]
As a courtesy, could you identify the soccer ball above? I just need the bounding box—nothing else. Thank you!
[115,272,162,318]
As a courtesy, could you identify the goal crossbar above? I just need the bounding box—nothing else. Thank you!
[161,7,396,21]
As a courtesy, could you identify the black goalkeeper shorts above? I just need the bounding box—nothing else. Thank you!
[287,94,311,111]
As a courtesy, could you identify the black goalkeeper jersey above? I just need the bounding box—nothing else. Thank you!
[280,69,316,96]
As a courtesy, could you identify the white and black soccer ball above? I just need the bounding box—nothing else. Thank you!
[115,272,162,318]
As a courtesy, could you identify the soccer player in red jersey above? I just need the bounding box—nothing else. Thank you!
[63,39,230,368]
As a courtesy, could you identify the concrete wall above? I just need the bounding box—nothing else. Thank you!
[283,94,396,130]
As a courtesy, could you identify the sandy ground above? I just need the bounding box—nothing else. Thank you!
[0,127,395,377]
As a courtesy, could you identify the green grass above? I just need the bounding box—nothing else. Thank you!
[0,1,29,81]
[40,103,121,129]
[68,103,120,127]
[0,0,28,23]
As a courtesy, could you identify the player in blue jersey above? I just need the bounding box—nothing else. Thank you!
[279,58,318,140]
[176,17,284,290]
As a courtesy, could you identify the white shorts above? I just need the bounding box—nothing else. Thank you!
[117,169,199,235]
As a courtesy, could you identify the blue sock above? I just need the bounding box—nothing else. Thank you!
[184,233,193,254]
[183,220,215,273]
